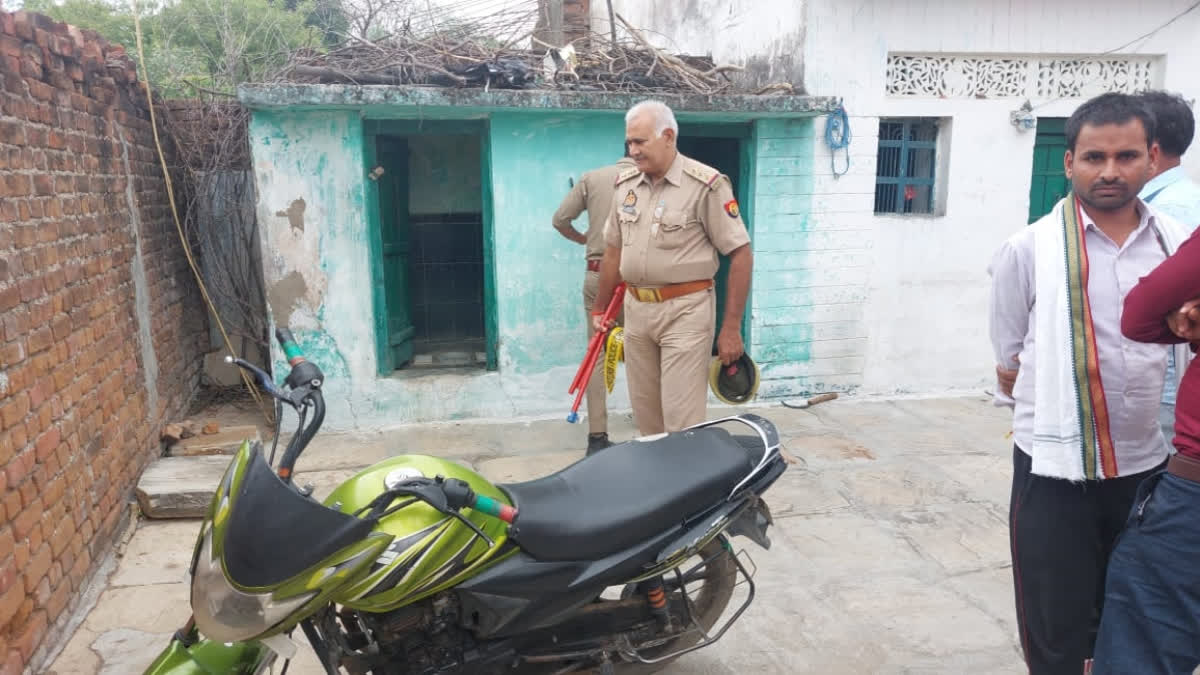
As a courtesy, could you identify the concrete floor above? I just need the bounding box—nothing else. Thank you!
[45,395,1025,674]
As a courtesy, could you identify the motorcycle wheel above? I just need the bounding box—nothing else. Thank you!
[614,538,737,674]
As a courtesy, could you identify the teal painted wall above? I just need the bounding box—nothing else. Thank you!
[487,111,626,373]
[249,110,374,390]
[745,119,827,398]
[247,107,823,429]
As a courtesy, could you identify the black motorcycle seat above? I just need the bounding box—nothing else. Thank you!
[501,427,758,562]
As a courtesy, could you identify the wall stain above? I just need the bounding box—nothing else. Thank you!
[276,198,306,233]
[268,270,309,327]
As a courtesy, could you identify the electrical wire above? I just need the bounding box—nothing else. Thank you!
[130,0,274,426]
[1032,0,1200,111]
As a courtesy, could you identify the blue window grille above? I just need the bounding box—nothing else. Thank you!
[875,118,939,214]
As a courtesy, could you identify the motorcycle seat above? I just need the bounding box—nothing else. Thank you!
[501,427,759,562]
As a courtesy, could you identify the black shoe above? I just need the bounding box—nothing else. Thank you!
[586,433,613,456]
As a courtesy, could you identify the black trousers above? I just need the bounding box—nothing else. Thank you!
[1008,445,1164,675]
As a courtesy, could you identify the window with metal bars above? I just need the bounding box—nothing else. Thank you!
[874,118,940,215]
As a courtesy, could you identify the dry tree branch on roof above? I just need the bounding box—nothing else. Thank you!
[273,4,785,96]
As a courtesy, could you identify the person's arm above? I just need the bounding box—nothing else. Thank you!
[1122,228,1200,344]
[591,205,624,331]
[592,244,623,331]
[718,244,752,364]
[552,177,588,245]
[701,177,752,364]
[988,234,1034,404]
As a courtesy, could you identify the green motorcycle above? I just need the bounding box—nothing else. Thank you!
[145,328,787,675]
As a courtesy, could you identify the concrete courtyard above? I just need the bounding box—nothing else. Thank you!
[45,394,1024,674]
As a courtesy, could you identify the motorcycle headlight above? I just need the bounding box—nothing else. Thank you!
[191,528,315,643]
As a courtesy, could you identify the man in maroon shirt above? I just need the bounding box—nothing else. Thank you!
[1093,226,1200,675]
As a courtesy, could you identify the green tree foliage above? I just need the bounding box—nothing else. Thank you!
[21,0,349,95]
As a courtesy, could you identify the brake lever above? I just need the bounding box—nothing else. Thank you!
[374,479,496,547]
[445,509,495,548]
[225,356,287,401]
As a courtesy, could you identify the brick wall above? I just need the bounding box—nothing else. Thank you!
[0,11,207,672]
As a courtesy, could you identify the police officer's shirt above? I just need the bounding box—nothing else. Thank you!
[603,152,750,287]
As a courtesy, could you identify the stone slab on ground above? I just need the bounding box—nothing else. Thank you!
[135,455,231,518]
[169,425,260,456]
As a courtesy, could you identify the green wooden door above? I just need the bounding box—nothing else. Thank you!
[676,131,751,351]
[378,137,416,368]
[1028,118,1069,223]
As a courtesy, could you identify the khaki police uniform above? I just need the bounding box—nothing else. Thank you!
[553,157,635,435]
[603,152,750,435]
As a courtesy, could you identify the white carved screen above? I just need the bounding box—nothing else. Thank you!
[886,54,1161,99]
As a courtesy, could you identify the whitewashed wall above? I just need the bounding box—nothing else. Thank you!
[596,0,807,89]
[804,0,1200,397]
[603,0,1200,398]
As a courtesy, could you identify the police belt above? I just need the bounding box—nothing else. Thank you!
[628,280,712,303]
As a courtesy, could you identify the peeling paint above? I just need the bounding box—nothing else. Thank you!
[275,198,307,233]
[267,270,309,327]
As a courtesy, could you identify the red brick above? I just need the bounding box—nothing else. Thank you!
[33,428,58,463]
[0,579,21,628]
[22,544,50,595]
[1,492,18,525]
[0,286,19,314]
[16,469,35,498]
[31,174,52,196]
[0,393,29,430]
[0,341,23,368]
[0,434,12,468]
[46,577,70,618]
[10,609,46,662]
[46,520,70,558]
[12,12,34,41]
[5,447,32,489]
[11,501,38,540]
[25,327,51,355]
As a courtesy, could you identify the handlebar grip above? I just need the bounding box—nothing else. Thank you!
[471,494,518,525]
[276,328,305,365]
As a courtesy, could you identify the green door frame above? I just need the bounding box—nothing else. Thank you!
[362,118,497,374]
[676,121,756,343]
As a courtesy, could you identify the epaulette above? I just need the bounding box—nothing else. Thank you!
[614,167,641,186]
[683,164,722,191]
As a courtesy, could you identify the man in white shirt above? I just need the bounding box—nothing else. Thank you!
[989,93,1188,675]
[1136,90,1200,447]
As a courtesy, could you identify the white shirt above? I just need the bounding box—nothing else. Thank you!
[989,202,1172,476]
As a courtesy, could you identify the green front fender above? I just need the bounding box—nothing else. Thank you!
[144,636,274,675]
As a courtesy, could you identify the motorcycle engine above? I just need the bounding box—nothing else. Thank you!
[340,594,491,675]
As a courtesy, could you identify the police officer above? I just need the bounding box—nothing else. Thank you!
[592,100,752,435]
[552,151,636,454]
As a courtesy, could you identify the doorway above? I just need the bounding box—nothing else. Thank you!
[1028,118,1068,223]
[676,123,753,350]
[365,121,492,373]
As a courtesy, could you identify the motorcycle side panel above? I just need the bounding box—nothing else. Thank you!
[142,637,274,675]
[456,523,691,638]
[326,455,517,612]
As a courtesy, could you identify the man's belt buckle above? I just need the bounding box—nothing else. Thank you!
[633,287,662,302]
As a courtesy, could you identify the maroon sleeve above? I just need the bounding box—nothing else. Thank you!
[1121,227,1200,344]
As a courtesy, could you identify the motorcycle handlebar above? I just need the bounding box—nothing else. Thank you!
[441,478,518,525]
[275,326,325,391]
